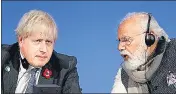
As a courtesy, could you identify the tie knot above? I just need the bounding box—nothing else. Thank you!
[31,68,39,73]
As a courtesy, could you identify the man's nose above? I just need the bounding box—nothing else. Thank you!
[39,42,47,53]
[118,42,126,51]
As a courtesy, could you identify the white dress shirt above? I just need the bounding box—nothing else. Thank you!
[15,52,41,93]
[111,68,127,93]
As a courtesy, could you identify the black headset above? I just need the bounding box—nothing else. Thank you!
[145,13,155,47]
[144,13,156,93]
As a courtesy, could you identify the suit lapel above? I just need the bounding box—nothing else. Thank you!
[38,74,54,84]
[3,45,21,93]
[38,53,61,85]
[38,61,55,84]
[3,60,19,93]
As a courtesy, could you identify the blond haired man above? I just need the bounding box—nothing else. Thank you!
[2,10,82,93]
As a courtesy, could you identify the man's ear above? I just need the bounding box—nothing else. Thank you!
[150,31,156,36]
[149,30,158,39]
[18,36,23,48]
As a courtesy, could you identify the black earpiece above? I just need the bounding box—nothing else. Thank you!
[145,13,155,47]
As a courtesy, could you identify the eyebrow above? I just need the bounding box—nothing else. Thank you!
[120,35,131,39]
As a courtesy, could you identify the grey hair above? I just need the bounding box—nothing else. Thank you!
[120,12,170,42]
[15,9,58,41]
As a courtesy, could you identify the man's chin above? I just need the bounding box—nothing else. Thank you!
[124,60,142,71]
[32,62,48,68]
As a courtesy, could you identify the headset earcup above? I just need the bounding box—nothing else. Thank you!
[145,34,155,47]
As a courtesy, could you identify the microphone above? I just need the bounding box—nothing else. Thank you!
[143,36,165,93]
[137,36,165,71]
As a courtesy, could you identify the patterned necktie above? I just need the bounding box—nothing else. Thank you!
[25,68,38,93]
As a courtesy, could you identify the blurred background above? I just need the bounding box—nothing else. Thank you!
[2,1,176,93]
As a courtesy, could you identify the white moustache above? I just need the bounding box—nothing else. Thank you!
[120,51,132,56]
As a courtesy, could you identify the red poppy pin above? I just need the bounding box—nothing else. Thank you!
[42,68,52,79]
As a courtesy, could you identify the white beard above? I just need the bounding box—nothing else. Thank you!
[121,39,149,71]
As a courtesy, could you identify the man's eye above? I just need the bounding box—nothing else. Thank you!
[34,39,42,43]
[46,40,53,45]
[124,38,128,41]
[121,38,128,42]
[36,40,41,42]
[46,41,51,43]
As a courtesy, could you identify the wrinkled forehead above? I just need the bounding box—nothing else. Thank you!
[29,24,55,40]
[117,17,144,39]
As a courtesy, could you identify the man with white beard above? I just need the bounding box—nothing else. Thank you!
[111,12,176,93]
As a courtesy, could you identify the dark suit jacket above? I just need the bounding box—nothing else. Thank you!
[1,43,82,93]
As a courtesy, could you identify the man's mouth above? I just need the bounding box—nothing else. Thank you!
[36,55,48,60]
[121,54,129,60]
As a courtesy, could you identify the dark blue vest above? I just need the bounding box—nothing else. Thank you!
[122,38,176,93]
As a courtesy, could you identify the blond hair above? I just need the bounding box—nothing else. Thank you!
[15,9,58,41]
